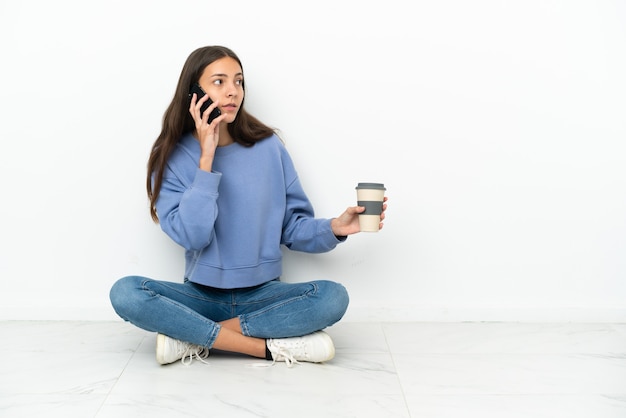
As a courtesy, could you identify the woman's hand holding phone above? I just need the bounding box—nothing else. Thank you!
[189,88,225,172]
[189,83,221,124]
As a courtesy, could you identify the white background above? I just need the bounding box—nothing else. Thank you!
[1,0,624,322]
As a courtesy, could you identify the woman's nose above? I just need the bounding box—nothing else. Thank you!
[226,82,238,97]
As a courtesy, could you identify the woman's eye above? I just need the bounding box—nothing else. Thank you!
[213,79,222,85]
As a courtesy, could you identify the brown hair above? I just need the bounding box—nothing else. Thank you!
[147,46,275,222]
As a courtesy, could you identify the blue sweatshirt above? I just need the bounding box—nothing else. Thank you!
[155,133,345,289]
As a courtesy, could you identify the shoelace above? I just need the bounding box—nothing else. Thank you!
[180,345,210,366]
[247,346,301,369]
[270,345,304,367]
[270,346,300,367]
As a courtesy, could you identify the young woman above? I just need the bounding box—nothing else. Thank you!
[109,46,387,366]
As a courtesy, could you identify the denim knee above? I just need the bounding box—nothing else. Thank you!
[109,275,144,321]
[317,280,350,325]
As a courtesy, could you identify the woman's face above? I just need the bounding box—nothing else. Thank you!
[197,57,244,124]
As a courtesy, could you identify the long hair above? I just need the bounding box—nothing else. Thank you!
[147,46,275,222]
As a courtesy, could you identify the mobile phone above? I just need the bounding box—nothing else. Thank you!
[188,83,221,124]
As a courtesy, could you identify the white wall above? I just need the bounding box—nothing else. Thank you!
[1,0,625,322]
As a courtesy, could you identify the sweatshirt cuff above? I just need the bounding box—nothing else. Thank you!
[334,234,348,242]
[324,219,347,243]
[192,168,222,193]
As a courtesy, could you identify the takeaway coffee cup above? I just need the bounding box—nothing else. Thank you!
[355,182,386,232]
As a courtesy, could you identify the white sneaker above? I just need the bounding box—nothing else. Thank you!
[267,331,335,367]
[156,333,210,365]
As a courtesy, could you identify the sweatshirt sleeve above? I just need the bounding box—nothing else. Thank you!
[156,167,222,251]
[280,167,345,253]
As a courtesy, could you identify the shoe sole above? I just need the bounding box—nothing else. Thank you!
[155,333,169,365]
[313,331,336,362]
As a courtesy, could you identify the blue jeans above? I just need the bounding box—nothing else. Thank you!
[109,276,349,348]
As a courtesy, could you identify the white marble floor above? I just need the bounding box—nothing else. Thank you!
[1,320,625,417]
